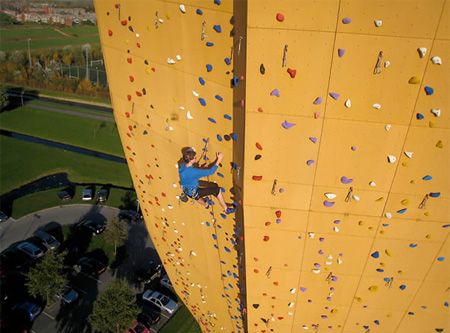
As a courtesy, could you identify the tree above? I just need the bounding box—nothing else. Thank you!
[0,84,9,111]
[24,250,68,304]
[88,279,139,333]
[105,216,128,255]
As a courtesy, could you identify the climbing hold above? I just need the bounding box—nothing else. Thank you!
[167,58,176,64]
[260,63,265,74]
[255,155,261,160]
[206,42,214,46]
[121,20,128,26]
[371,251,380,258]
[385,61,390,67]
[374,20,382,27]
[256,142,263,150]
[276,13,285,22]
[387,155,396,163]
[214,0,221,5]
[198,98,207,106]
[232,76,239,87]
[276,211,282,218]
[397,208,407,214]
[429,192,440,197]
[416,113,424,120]
[270,89,280,97]
[404,151,413,158]
[341,176,353,184]
[127,57,132,64]
[431,109,441,117]
[252,175,263,181]
[217,134,222,141]
[401,199,410,205]
[313,97,322,105]
[369,286,378,292]
[196,9,203,15]
[206,64,213,72]
[418,47,427,58]
[409,77,421,84]
[437,257,445,261]
[108,29,113,36]
[186,111,194,119]
[329,92,340,100]
[312,269,321,274]
[224,114,232,120]
[282,120,296,129]
[224,57,231,65]
[208,117,216,123]
[424,86,434,95]
[423,175,432,180]
[324,201,335,207]
[179,4,186,13]
[325,193,337,199]
[232,133,238,142]
[435,140,443,148]
[314,112,320,119]
[338,49,345,57]
[253,304,259,309]
[353,195,360,201]
[342,17,352,24]
[213,25,222,33]
[345,99,351,108]
[287,68,296,78]
[431,56,442,65]
[385,249,392,256]
[385,124,391,131]
[199,77,205,85]
[263,236,270,242]
[429,121,435,128]
[307,160,315,166]
[309,137,317,143]
[373,103,381,109]
[166,12,171,19]
[369,181,376,186]
[409,244,417,248]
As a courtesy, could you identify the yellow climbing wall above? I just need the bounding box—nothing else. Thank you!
[94,0,449,332]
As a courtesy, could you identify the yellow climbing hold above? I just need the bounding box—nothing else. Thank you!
[331,309,338,314]
[401,199,410,206]
[403,162,409,167]
[379,230,385,234]
[387,314,392,318]
[385,249,392,257]
[166,12,171,19]
[409,76,421,84]
[380,262,385,267]
[369,286,378,292]
[424,211,430,216]
[436,140,443,148]
[426,234,432,239]
[146,25,151,31]
[375,197,384,202]
[358,221,364,226]
[125,39,129,44]
[368,226,374,230]
[429,121,435,128]
[145,68,151,74]
[354,297,362,303]
[173,98,177,102]
[398,270,403,274]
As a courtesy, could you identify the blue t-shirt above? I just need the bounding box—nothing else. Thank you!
[179,163,218,194]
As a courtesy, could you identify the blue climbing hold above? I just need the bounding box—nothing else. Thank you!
[215,95,223,101]
[371,251,380,258]
[203,138,208,143]
[382,223,389,227]
[196,9,203,15]
[424,86,434,95]
[423,175,432,180]
[363,326,369,329]
[206,42,214,46]
[206,222,210,226]
[231,133,238,141]
[217,172,224,178]
[416,113,424,120]
[384,277,391,282]
[212,234,217,240]
[206,64,213,72]
[220,213,226,219]
[376,268,384,272]
[225,247,231,252]
[217,134,223,141]
[208,117,216,123]
[409,243,418,248]
[399,285,406,290]
[445,301,449,307]
[214,244,218,249]
[397,208,407,214]
[224,114,232,120]
[437,257,445,261]
[233,76,238,87]
[214,0,221,4]
[224,58,231,65]
[199,98,206,106]
[429,192,440,197]
[213,25,222,33]
[199,77,205,85]
[443,224,450,228]
[374,320,380,325]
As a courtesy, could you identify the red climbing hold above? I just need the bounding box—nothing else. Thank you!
[128,125,133,131]
[129,76,134,82]
[273,281,279,286]
[127,57,132,63]
[287,68,296,78]
[256,142,263,150]
[125,112,130,118]
[127,95,132,101]
[136,91,142,96]
[108,30,113,36]
[254,269,259,273]
[115,4,119,8]
[257,107,263,112]
[151,68,156,72]
[265,222,271,226]
[276,13,284,22]
[276,210,281,218]
[252,175,263,181]
[136,42,141,48]
[121,20,127,25]
[263,236,270,242]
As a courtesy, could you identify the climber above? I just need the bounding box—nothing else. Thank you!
[179,147,236,214]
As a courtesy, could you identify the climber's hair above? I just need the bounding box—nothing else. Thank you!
[183,149,196,163]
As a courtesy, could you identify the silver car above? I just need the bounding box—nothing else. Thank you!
[17,241,44,259]
[160,274,174,292]
[142,290,178,314]
[34,231,60,250]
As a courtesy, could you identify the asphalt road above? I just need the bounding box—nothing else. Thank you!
[0,205,171,333]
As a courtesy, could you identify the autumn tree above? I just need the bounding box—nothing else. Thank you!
[105,216,128,255]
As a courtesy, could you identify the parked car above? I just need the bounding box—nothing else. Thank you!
[0,250,33,277]
[57,190,72,201]
[77,220,106,235]
[135,261,162,284]
[0,211,9,223]
[76,257,106,276]
[137,306,160,328]
[97,189,109,203]
[119,210,142,223]
[82,188,93,201]
[142,290,178,314]
[127,321,149,333]
[54,285,78,304]
[16,241,44,260]
[160,274,174,292]
[33,230,60,250]
[12,301,42,321]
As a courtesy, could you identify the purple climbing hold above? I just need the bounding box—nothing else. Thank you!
[213,25,222,33]
[313,97,322,105]
[199,98,206,106]
[416,113,424,120]
[279,188,284,193]
[282,120,296,129]
[224,57,231,65]
[324,200,335,207]
[276,219,281,224]
[329,92,340,100]
[341,176,353,184]
[217,134,223,141]
[319,237,325,242]
[199,77,205,85]
[318,249,324,255]
[196,9,203,15]
[424,86,434,95]
[397,208,407,214]
[429,192,440,197]
[300,287,307,292]
[215,95,223,101]
[351,146,356,151]
[307,160,315,166]
[224,114,232,120]
[334,220,340,224]
[371,251,380,258]
[206,42,214,46]
[342,17,352,24]
[309,137,317,143]
[338,49,345,57]
[206,64,213,72]
[208,117,216,123]
[331,276,338,282]
[314,263,321,268]
[270,88,280,97]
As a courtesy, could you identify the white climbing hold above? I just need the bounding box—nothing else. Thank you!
[168,205,173,209]
[302,325,309,329]
[290,288,296,294]
[179,4,186,13]
[173,183,178,187]
[136,33,140,38]
[176,55,182,61]
[179,106,185,110]
[431,56,442,65]
[337,258,343,264]
[431,109,441,117]
[352,195,360,201]
[387,155,396,163]
[327,255,333,259]
[288,302,294,308]
[374,20,382,27]
[167,58,176,64]
[159,18,164,23]
[325,261,333,265]
[373,103,381,109]
[404,151,413,158]
[288,312,294,316]
[192,91,199,97]
[385,212,392,219]
[334,226,340,232]
[325,193,337,200]
[385,124,391,131]
[312,269,321,274]
[418,47,427,58]
[308,232,315,238]
[186,110,194,119]
[384,61,390,68]
[345,99,351,108]
[369,181,376,186]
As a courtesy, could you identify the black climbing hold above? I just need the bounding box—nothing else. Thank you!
[129,26,134,32]
[144,60,149,65]
[128,16,131,21]
[230,16,235,24]
[230,28,235,37]
[142,88,146,95]
[143,130,148,135]
[253,304,260,309]
[150,105,154,109]
[260,64,265,74]
[255,155,261,160]
[224,134,231,141]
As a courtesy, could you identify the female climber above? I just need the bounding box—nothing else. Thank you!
[179,147,236,214]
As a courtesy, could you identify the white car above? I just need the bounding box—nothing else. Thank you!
[142,290,178,314]
[82,188,93,201]
[17,241,44,259]
[160,274,174,292]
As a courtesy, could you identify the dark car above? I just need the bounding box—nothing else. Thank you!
[76,257,106,276]
[12,301,42,321]
[137,305,161,328]
[57,190,72,201]
[0,250,33,277]
[97,189,109,203]
[135,261,162,284]
[119,210,142,223]
[77,220,106,235]
[0,211,9,223]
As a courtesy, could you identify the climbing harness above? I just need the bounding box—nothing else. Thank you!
[373,51,383,74]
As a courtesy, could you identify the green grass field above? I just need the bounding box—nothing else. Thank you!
[160,304,201,333]
[0,27,63,39]
[0,35,101,51]
[0,135,132,195]
[0,104,124,157]
[60,26,99,35]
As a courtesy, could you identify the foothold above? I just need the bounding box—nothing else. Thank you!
[270,89,280,97]
[224,57,231,65]
[276,13,285,22]
[324,201,335,207]
[423,175,432,180]
[198,98,206,106]
[206,42,214,46]
[309,137,317,143]
[215,95,223,101]
[397,208,407,214]
[313,97,322,105]
[373,103,381,109]
[369,286,378,292]
[199,77,205,85]
[401,199,410,205]
[436,140,443,148]
[338,49,345,57]
[345,99,351,108]
[179,4,186,13]
[416,113,424,120]
[431,109,441,117]
[206,64,213,72]
[431,56,442,65]
[385,249,392,257]
[371,251,380,258]
[282,120,296,129]
[287,68,296,78]
[387,155,396,163]
[429,192,440,197]
[424,86,434,95]
[404,151,413,158]
[213,25,222,33]
[208,117,216,123]
[307,160,315,166]
[341,176,353,184]
[409,77,421,84]
[374,20,382,27]
[260,63,265,74]
[418,47,427,58]
[342,17,352,24]
[329,92,340,100]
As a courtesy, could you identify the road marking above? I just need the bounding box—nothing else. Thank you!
[42,311,56,320]
[150,329,158,333]
[161,313,170,319]
[80,271,102,283]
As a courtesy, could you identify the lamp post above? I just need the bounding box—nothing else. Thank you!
[27,38,32,68]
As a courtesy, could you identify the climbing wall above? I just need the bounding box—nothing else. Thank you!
[94,0,449,332]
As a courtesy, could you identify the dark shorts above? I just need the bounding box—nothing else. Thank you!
[195,186,220,199]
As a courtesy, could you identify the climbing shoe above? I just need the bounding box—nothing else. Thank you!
[225,207,236,214]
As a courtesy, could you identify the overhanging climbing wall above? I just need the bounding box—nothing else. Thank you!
[95,0,449,332]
